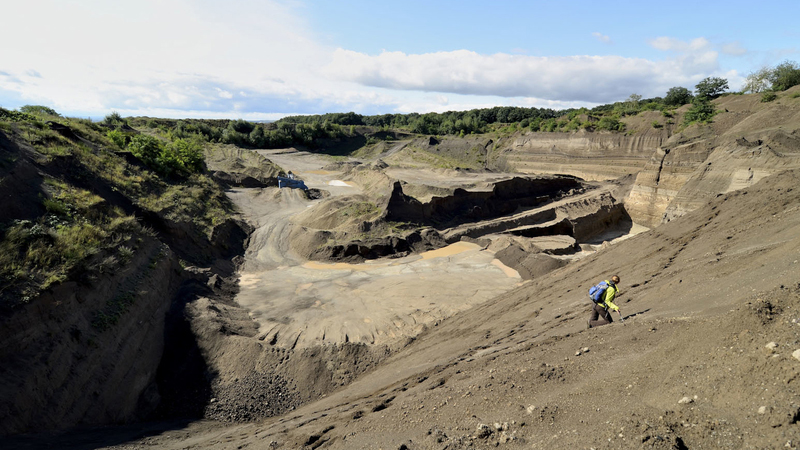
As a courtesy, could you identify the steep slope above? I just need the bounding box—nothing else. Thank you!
[627,87,800,227]
[105,167,800,450]
[0,114,248,435]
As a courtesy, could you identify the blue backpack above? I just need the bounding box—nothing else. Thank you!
[588,281,611,303]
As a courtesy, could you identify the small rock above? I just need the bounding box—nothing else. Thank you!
[526,405,537,415]
[766,342,779,352]
[678,396,694,405]
[207,274,222,289]
[582,347,590,353]
[792,349,800,362]
[758,406,768,415]
[475,423,492,439]
[575,351,582,356]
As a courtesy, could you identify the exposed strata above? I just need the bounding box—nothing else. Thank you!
[506,129,667,181]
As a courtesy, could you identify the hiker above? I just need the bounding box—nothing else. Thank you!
[587,275,621,328]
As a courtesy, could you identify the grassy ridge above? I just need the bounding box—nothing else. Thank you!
[0,108,235,310]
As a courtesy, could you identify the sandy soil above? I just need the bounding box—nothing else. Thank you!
[73,166,800,450]
[8,147,800,450]
[228,151,523,349]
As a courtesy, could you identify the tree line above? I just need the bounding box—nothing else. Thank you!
[12,60,800,151]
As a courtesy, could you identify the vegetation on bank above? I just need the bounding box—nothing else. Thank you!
[0,107,234,310]
[278,76,741,134]
[742,60,800,94]
[55,69,795,162]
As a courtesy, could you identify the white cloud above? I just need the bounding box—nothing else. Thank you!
[721,42,748,56]
[0,1,742,117]
[323,46,725,103]
[592,32,612,44]
[649,36,712,52]
[0,0,334,115]
[217,89,234,99]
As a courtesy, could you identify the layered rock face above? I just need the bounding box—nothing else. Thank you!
[502,89,800,228]
[505,130,667,181]
[626,92,800,227]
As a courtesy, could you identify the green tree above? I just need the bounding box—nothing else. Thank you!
[768,60,800,91]
[249,126,266,147]
[19,105,59,116]
[695,77,728,99]
[664,87,693,106]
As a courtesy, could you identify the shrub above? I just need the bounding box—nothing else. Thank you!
[106,129,127,148]
[103,111,126,126]
[761,92,778,102]
[166,138,204,173]
[127,134,162,167]
[652,120,663,129]
[19,105,60,117]
[683,97,717,125]
[0,107,37,122]
[596,116,624,131]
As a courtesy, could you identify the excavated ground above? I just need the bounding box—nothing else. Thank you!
[59,163,800,450]
[229,149,634,351]
[7,90,800,449]
[14,157,800,450]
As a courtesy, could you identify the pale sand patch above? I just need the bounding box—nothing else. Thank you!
[328,180,353,187]
[491,258,521,278]
[237,241,521,348]
[238,273,261,287]
[420,241,479,260]
[302,260,392,271]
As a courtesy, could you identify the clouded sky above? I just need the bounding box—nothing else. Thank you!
[1,0,798,119]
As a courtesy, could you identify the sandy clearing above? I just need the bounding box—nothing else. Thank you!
[327,179,353,187]
[236,241,521,348]
[231,150,524,349]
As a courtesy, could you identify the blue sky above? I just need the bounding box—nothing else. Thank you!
[1,0,798,120]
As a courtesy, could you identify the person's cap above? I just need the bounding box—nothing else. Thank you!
[611,275,620,284]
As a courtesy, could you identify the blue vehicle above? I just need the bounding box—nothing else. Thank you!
[278,171,308,190]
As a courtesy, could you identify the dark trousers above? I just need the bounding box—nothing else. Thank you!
[589,303,613,328]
